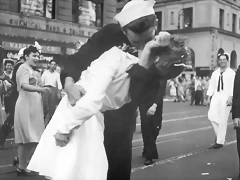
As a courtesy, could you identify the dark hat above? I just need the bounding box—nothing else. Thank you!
[4,59,14,66]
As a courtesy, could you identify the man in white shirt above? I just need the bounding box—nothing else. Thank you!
[194,76,202,105]
[207,52,235,149]
[195,76,201,91]
[41,60,62,124]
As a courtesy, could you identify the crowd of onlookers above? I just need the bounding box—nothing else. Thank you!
[0,46,64,176]
[167,75,210,106]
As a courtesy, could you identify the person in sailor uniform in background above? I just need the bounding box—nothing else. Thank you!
[207,52,235,149]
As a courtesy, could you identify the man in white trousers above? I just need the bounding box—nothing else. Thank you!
[207,52,235,149]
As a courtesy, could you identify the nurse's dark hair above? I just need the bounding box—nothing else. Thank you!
[217,53,229,60]
[122,14,156,34]
[23,46,39,59]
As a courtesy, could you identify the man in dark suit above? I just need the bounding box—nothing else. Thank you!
[139,80,167,165]
[232,65,240,178]
[56,1,183,180]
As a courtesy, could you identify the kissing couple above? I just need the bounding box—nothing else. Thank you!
[27,30,189,180]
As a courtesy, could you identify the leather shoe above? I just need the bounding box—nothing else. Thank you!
[209,143,223,149]
[13,157,19,166]
[144,159,154,165]
[17,168,38,176]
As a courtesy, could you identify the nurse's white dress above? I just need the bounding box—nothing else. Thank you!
[27,47,139,180]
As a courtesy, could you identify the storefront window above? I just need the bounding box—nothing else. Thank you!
[73,0,103,27]
[20,0,55,19]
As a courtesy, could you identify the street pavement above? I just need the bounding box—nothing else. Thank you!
[0,101,239,180]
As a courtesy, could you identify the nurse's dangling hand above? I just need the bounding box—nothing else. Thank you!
[54,131,71,147]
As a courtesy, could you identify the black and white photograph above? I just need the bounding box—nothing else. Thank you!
[0,0,240,180]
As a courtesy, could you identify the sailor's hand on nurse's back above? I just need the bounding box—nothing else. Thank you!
[64,81,86,106]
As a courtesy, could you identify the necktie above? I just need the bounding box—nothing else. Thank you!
[217,72,224,92]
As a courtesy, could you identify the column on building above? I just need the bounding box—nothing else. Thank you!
[0,0,19,13]
[103,0,117,26]
[56,0,73,22]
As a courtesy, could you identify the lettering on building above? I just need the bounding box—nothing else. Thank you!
[7,16,97,37]
[3,42,61,54]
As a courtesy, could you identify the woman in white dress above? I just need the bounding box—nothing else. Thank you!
[27,34,189,180]
[169,79,177,100]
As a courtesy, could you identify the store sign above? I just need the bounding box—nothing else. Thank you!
[6,52,53,61]
[2,42,61,54]
[0,12,98,37]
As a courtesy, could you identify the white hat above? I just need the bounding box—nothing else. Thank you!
[18,47,26,59]
[34,41,42,53]
[114,0,156,27]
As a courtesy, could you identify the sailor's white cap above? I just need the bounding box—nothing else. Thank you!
[114,0,156,27]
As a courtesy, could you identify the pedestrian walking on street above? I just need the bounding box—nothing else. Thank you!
[232,65,240,178]
[190,77,196,105]
[177,77,185,102]
[203,76,210,105]
[194,76,202,105]
[169,79,177,102]
[41,60,62,126]
[14,46,50,176]
[207,52,235,149]
[140,80,166,165]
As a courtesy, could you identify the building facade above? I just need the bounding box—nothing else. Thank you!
[155,0,240,76]
[117,0,240,76]
[0,0,116,68]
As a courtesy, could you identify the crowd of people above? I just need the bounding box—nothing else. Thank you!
[0,46,63,176]
[167,75,210,105]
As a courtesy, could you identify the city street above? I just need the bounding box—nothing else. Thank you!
[0,101,239,180]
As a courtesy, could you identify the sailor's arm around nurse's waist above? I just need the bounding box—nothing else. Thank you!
[57,48,123,134]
